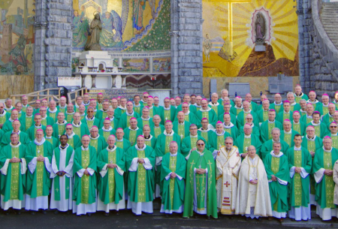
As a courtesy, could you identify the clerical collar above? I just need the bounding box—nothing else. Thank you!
[60,144,69,150]
[308,99,319,104]
[270,151,283,157]
[118,105,126,110]
[197,150,204,156]
[284,110,290,114]
[144,135,152,140]
[323,103,329,107]
[57,120,67,125]
[244,109,251,114]
[9,118,14,122]
[135,144,146,150]
[306,135,316,141]
[190,134,198,138]
[46,136,52,139]
[198,127,210,132]
[216,131,225,136]
[163,106,171,110]
[141,116,150,121]
[81,146,89,151]
[300,109,305,113]
[200,107,211,112]
[164,130,174,136]
[148,105,154,109]
[86,116,94,121]
[184,111,190,115]
[295,92,304,97]
[41,115,47,120]
[223,122,234,128]
[66,112,75,115]
[272,138,280,143]
[12,130,20,135]
[290,102,297,106]
[244,134,251,138]
[331,133,338,136]
[48,108,57,113]
[126,111,134,116]
[293,120,300,124]
[178,121,185,125]
[35,124,42,128]
[22,104,28,107]
[170,152,177,156]
[129,126,139,131]
[306,114,312,119]
[209,102,219,106]
[108,117,114,121]
[274,101,282,105]
[34,137,46,146]
[235,105,243,109]
[5,106,13,110]
[323,147,332,153]
[90,134,100,140]
[102,126,112,132]
[311,120,320,126]
[10,142,21,148]
[72,121,81,127]
[26,115,33,118]
[268,120,275,123]
[284,129,292,134]
[107,145,116,151]
[294,146,301,150]
[116,138,123,142]
[84,102,90,106]
[59,105,67,109]
[66,132,75,138]
[0,110,6,116]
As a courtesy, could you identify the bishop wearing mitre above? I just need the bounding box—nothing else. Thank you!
[216,137,241,215]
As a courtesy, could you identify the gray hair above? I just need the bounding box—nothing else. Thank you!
[271,127,280,134]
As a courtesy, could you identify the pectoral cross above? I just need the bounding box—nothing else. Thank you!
[224,181,230,187]
[180,134,183,139]
[165,117,168,121]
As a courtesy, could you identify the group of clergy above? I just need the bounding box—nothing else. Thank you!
[0,86,338,222]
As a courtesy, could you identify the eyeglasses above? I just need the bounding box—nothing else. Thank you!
[197,143,204,146]
[87,111,94,113]
[225,142,232,144]
[330,126,338,128]
[66,128,72,130]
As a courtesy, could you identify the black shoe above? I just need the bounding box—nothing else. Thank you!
[16,210,21,215]
[5,211,10,215]
[87,213,92,217]
[105,213,109,217]
[206,215,211,220]
[42,210,47,215]
[116,211,119,216]
[54,210,59,214]
[31,211,36,215]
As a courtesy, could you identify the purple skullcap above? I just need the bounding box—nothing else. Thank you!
[216,121,223,125]
[143,106,149,109]
[165,120,172,123]
[117,96,121,99]
[116,128,123,130]
[164,97,170,100]
[148,96,153,99]
[90,99,96,101]
[143,92,148,95]
[143,124,150,128]
[130,117,137,120]
[293,110,300,114]
[308,125,315,129]
[127,101,133,104]
[223,112,230,115]
[175,96,180,99]
[91,125,98,128]
[36,129,43,133]
[182,102,189,105]
[324,136,332,140]
[309,90,316,93]
[224,103,231,105]
[244,123,252,128]
[202,117,208,120]
[283,100,290,104]
[105,117,111,120]
[268,109,275,112]
[34,113,41,116]
[235,96,241,98]
[46,125,53,128]
[97,93,103,95]
[313,111,320,115]
[306,103,313,106]
[201,98,208,101]
[263,98,269,101]
[36,100,41,102]
[66,123,72,127]
[284,119,291,122]
[82,135,90,138]
[335,91,338,95]
[322,93,329,97]
[137,135,145,138]
[109,134,116,138]
[331,121,337,124]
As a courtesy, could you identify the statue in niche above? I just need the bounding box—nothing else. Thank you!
[85,13,102,51]
[255,12,266,45]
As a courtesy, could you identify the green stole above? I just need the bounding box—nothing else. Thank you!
[262,110,268,122]
[59,107,66,113]
[116,140,123,149]
[36,144,45,197]
[184,114,190,122]
[26,116,33,130]
[142,118,150,127]
[235,107,242,116]
[18,112,23,119]
[68,137,74,149]
[201,110,209,120]
[73,123,81,137]
[190,136,198,150]
[323,150,335,208]
[10,146,20,199]
[153,127,162,138]
[46,137,54,146]
[0,112,6,126]
[144,137,152,147]
[137,149,146,202]
[313,123,321,137]
[196,152,207,210]
[57,122,66,137]
[49,111,57,122]
[109,118,115,129]
[200,130,208,142]
[243,136,251,154]
[126,115,132,128]
[107,148,116,202]
[66,113,74,123]
[210,105,218,115]
[293,122,301,134]
[306,116,312,124]
[292,149,302,206]
[129,129,138,146]
[98,103,103,111]
[86,118,95,130]
[41,117,48,126]
[283,111,291,121]
[307,138,316,195]
[216,133,224,150]
[90,137,99,152]
[323,106,328,116]
[101,111,108,120]
[134,106,141,114]
[283,132,292,147]
[224,126,232,136]
[53,146,72,201]
[164,109,171,121]
[169,155,177,208]
[81,149,90,204]
[149,107,154,117]
[102,129,111,141]
[275,104,282,113]
[271,156,280,210]
[165,135,173,154]
[178,123,185,140]
[332,135,338,149]
[268,122,275,140]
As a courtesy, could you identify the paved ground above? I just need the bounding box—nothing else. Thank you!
[0,203,337,229]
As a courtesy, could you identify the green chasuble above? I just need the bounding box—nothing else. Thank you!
[218,98,235,107]
[22,105,29,113]
[82,117,100,131]
[99,127,116,142]
[89,135,107,153]
[280,130,299,147]
[181,135,209,157]
[292,121,306,136]
[1,131,30,146]
[234,134,262,154]
[24,116,34,132]
[52,121,68,138]
[57,105,67,114]
[160,106,176,125]
[136,117,154,130]
[328,133,338,150]
[290,102,301,112]
[161,152,186,212]
[257,109,269,124]
[66,133,82,150]
[260,120,283,142]
[126,145,155,203]
[148,106,160,118]
[47,109,59,123]
[72,122,90,138]
[322,113,335,127]
[269,102,283,114]
[114,107,126,120]
[277,111,293,123]
[172,121,191,142]
[230,105,243,116]
[0,111,8,129]
[239,124,260,138]
[144,136,156,149]
[3,118,25,133]
[307,100,323,115]
[313,148,338,209]
[196,108,218,127]
[286,147,312,207]
[133,104,143,116]
[52,145,74,201]
[306,122,328,139]
[45,136,59,149]
[300,115,313,126]
[41,116,54,127]
[322,104,329,116]
[236,110,259,128]
[73,146,97,205]
[264,152,289,213]
[223,124,239,139]
[0,143,26,202]
[118,112,140,130]
[123,127,143,146]
[115,138,131,152]
[65,112,75,123]
[260,139,289,160]
[295,93,309,103]
[27,125,47,141]
[97,146,125,205]
[208,102,222,116]
[208,132,230,153]
[25,140,53,198]
[183,150,218,218]
[198,129,216,145]
[174,112,199,128]
[151,125,165,139]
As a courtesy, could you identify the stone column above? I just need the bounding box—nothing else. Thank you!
[121,75,127,89]
[91,75,97,88]
[81,75,86,87]
[111,75,117,88]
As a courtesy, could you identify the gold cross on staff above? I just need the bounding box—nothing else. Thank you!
[209,0,252,56]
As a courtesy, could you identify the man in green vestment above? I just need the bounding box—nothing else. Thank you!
[72,112,90,138]
[14,102,26,119]
[2,109,24,133]
[21,95,29,113]
[137,106,153,129]
[257,99,270,125]
[287,92,301,112]
[292,111,306,136]
[218,103,237,126]
[322,103,336,127]
[102,108,119,130]
[99,118,116,141]
[160,97,176,124]
[301,103,314,124]
[198,117,216,144]
[0,103,8,129]
[98,101,110,121]
[260,109,283,142]
[321,94,330,116]
[173,111,191,142]
[218,89,234,107]
[0,133,27,213]
[73,135,97,216]
[65,124,81,150]
[235,123,262,158]
[144,96,159,118]
[151,115,164,138]
[27,113,46,141]
[313,136,338,220]
[57,96,67,114]
[89,126,107,153]
[23,106,34,132]
[176,94,197,115]
[294,85,309,103]
[264,142,289,222]
[50,135,74,212]
[119,101,140,130]
[1,119,30,146]
[280,119,299,147]
[47,100,59,123]
[236,101,258,129]
[25,129,53,213]
[328,121,338,149]
[97,135,126,215]
[277,100,293,123]
[239,114,260,137]
[307,91,323,115]
[209,122,230,155]
[114,98,127,121]
[181,124,209,158]
[82,107,100,131]
[160,141,186,214]
[286,134,312,221]
[222,113,238,139]
[307,111,328,138]
[126,135,155,215]
[231,96,243,116]
[78,105,87,120]
[260,128,289,160]
[39,106,55,127]
[73,96,83,113]
[133,95,143,115]
[65,103,75,123]
[269,93,283,114]
[124,117,143,146]
[299,99,307,117]
[143,125,156,149]
[196,99,217,127]
[45,125,59,148]
[183,139,218,219]
[52,112,67,138]
[208,93,222,117]
[115,128,131,152]
[177,102,199,127]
